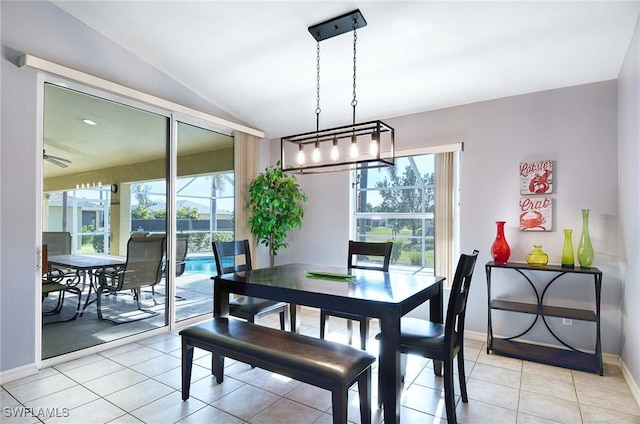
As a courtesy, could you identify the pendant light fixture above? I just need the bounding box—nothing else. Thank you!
[281,9,395,174]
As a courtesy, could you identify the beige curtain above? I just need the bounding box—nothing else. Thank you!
[434,152,455,287]
[234,131,259,266]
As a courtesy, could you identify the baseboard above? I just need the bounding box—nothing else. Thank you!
[0,363,38,386]
[620,359,640,407]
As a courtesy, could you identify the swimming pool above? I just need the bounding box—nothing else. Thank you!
[184,256,232,275]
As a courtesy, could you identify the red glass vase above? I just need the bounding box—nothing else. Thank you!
[491,221,511,263]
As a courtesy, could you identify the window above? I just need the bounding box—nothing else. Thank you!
[354,154,435,271]
[352,148,460,284]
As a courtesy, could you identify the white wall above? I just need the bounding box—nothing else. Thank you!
[271,80,622,357]
[618,15,640,388]
[0,1,243,374]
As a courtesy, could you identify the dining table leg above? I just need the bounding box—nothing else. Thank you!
[213,279,229,318]
[379,312,402,424]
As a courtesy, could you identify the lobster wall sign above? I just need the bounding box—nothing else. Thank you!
[520,160,553,195]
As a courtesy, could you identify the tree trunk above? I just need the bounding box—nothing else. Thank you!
[269,234,275,268]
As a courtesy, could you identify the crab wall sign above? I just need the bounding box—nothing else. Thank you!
[519,196,553,231]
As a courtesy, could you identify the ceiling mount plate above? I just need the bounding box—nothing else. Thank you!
[308,9,367,42]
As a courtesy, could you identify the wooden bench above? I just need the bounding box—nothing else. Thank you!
[180,318,375,424]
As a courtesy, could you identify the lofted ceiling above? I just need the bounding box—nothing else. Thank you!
[47,1,639,145]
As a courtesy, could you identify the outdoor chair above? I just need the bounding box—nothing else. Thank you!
[212,240,289,331]
[42,244,82,321]
[320,241,393,350]
[95,235,166,323]
[375,250,479,423]
[42,231,81,287]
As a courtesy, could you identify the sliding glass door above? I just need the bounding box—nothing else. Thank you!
[42,81,169,358]
[41,77,238,359]
[174,119,234,321]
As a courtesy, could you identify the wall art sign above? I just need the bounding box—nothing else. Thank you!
[520,160,553,195]
[519,196,553,231]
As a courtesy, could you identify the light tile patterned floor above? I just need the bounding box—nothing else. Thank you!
[2,307,639,423]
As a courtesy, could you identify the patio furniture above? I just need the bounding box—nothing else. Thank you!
[95,235,166,323]
[42,244,82,321]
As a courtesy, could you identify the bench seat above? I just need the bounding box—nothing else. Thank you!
[180,318,375,424]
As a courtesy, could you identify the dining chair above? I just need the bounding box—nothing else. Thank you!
[95,235,166,323]
[320,241,393,350]
[375,249,479,423]
[212,240,289,331]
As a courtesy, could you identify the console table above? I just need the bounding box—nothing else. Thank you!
[485,261,603,375]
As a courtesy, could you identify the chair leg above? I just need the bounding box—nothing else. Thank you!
[181,338,194,400]
[331,387,348,424]
[457,350,468,402]
[360,318,369,350]
[67,287,81,321]
[42,291,64,315]
[357,369,372,424]
[377,357,383,409]
[443,358,457,424]
[279,305,290,331]
[96,288,104,320]
[320,310,327,340]
[212,352,225,384]
[347,320,354,345]
[134,288,141,309]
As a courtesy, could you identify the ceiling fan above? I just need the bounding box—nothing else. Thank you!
[43,149,71,168]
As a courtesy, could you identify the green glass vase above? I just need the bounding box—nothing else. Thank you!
[526,245,548,267]
[577,209,594,268]
[561,229,574,268]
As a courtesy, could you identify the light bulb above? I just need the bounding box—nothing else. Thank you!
[350,136,359,158]
[312,141,321,163]
[331,138,339,161]
[296,144,305,165]
[370,131,380,156]
[369,140,378,156]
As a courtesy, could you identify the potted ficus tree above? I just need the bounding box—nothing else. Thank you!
[248,163,307,268]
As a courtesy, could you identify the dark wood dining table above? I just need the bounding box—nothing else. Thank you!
[213,262,445,424]
[48,254,126,315]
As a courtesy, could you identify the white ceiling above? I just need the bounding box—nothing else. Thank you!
[52,1,640,139]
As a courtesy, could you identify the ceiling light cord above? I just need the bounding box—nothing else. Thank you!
[316,41,321,133]
[352,20,358,126]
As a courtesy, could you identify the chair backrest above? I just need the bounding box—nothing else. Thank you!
[121,235,166,290]
[212,240,252,276]
[176,234,189,277]
[42,232,71,256]
[348,241,393,271]
[444,250,479,348]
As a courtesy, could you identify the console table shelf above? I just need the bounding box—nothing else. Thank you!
[486,261,603,375]
[490,339,600,374]
[490,300,597,322]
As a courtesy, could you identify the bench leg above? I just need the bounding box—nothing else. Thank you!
[212,352,225,384]
[331,387,348,424]
[358,369,372,424]
[181,338,194,401]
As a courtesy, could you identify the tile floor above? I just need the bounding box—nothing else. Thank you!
[2,307,639,424]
